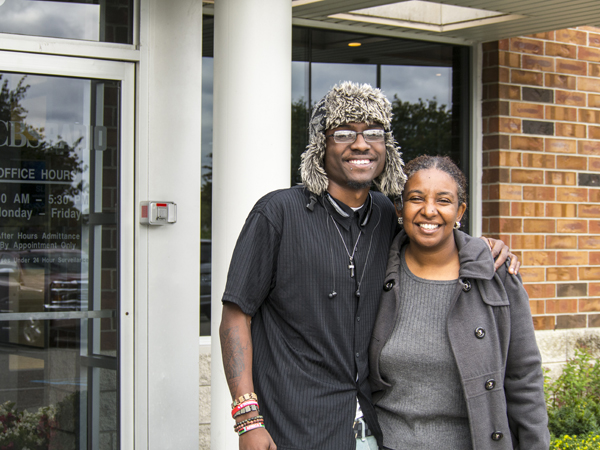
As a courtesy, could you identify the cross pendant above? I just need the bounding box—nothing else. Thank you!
[348,258,355,278]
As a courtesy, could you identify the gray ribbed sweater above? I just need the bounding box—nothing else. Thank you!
[375,246,472,450]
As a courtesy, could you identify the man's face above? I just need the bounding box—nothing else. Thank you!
[323,122,387,195]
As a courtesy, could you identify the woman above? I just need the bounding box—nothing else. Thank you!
[369,155,549,450]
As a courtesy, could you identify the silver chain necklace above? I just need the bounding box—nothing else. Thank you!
[329,215,361,278]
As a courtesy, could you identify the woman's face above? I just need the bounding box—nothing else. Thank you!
[399,168,467,253]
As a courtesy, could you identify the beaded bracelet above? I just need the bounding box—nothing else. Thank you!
[231,399,259,418]
[234,416,264,432]
[237,422,265,436]
[232,404,259,418]
[231,392,258,409]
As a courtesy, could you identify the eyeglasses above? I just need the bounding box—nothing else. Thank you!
[325,129,386,144]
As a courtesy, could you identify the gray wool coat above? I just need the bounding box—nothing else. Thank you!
[369,230,550,450]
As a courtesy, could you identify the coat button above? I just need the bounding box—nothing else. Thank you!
[474,327,486,339]
[384,280,395,291]
[485,379,496,390]
[461,279,471,292]
[491,431,503,441]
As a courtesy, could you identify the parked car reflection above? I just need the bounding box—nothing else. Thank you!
[0,249,88,347]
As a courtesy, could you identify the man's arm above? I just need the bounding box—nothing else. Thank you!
[481,237,521,274]
[220,302,277,450]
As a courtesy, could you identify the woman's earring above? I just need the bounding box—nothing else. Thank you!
[398,217,403,225]
[454,221,461,229]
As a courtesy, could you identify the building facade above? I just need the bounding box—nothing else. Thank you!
[0,1,599,449]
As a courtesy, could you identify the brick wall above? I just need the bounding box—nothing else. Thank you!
[482,27,600,331]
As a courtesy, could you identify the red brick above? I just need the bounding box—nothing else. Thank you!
[482,201,510,216]
[545,42,577,58]
[547,235,578,248]
[522,55,555,71]
[589,93,600,107]
[528,31,554,40]
[525,283,556,299]
[523,186,555,201]
[511,169,544,184]
[590,157,600,172]
[546,299,578,314]
[529,300,545,314]
[557,219,588,233]
[556,59,587,75]
[558,251,589,265]
[512,202,544,216]
[500,118,522,133]
[590,252,600,265]
[533,316,555,331]
[580,204,600,218]
[498,84,521,100]
[512,234,545,249]
[579,109,600,124]
[590,220,600,233]
[578,140,600,155]
[556,122,586,138]
[591,190,600,202]
[545,74,576,90]
[547,267,578,281]
[556,315,587,329]
[511,136,543,151]
[520,268,545,282]
[545,105,577,121]
[523,251,556,266]
[489,217,522,233]
[589,33,600,47]
[511,70,543,86]
[590,63,600,77]
[556,90,586,106]
[489,184,522,200]
[488,150,521,167]
[511,102,544,119]
[524,219,555,233]
[557,187,588,202]
[580,267,600,280]
[578,77,600,93]
[483,168,510,183]
[546,203,577,217]
[579,235,600,249]
[498,51,521,68]
[557,155,587,170]
[590,282,600,296]
[589,126,600,140]
[522,153,555,168]
[556,29,587,45]
[545,138,577,154]
[579,47,600,63]
[545,171,576,186]
[579,299,600,312]
[510,37,543,54]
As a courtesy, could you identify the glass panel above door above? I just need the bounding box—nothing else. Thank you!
[0,72,121,449]
[0,0,134,44]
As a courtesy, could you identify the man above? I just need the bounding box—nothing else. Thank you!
[220,81,515,450]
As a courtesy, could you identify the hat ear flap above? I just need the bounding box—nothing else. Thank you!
[299,133,329,196]
[374,136,406,197]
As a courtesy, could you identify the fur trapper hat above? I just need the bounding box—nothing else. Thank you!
[300,81,406,196]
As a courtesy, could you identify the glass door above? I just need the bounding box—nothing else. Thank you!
[0,52,134,449]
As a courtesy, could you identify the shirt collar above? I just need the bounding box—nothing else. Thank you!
[324,192,373,230]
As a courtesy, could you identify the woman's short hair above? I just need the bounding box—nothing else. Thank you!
[402,155,468,207]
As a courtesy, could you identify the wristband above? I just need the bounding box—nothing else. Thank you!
[231,392,258,409]
[231,399,259,418]
[237,422,265,436]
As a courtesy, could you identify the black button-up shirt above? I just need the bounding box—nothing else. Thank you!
[223,186,397,450]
